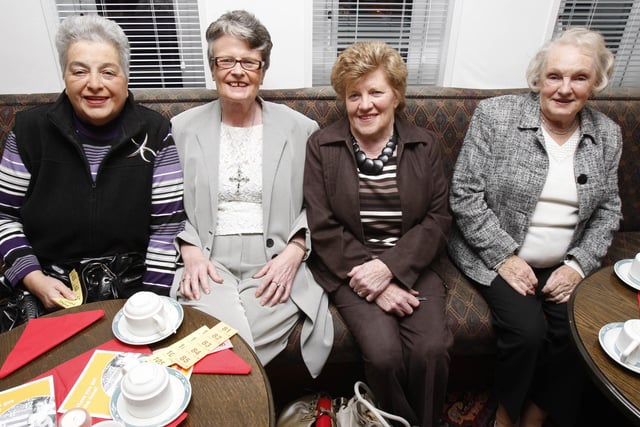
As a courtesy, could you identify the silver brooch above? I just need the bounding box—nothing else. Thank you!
[127,133,156,163]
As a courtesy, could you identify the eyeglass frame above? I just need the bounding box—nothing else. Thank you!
[211,56,265,71]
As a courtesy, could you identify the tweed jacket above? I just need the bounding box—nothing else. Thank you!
[171,98,333,376]
[448,93,623,286]
[304,115,451,293]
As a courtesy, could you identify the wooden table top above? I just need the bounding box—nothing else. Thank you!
[0,299,275,427]
[568,266,640,426]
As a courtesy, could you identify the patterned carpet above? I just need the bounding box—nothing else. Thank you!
[440,390,496,427]
[439,383,636,427]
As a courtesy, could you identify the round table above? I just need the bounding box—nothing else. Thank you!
[0,299,275,427]
[568,266,640,426]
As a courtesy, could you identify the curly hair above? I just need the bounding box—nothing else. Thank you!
[330,41,408,110]
[206,10,273,72]
[526,27,614,94]
[56,14,130,80]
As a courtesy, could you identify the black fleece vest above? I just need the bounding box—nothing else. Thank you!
[13,93,169,266]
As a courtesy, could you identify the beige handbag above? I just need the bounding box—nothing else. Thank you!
[276,381,411,427]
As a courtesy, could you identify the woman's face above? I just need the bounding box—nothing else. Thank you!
[539,43,596,126]
[211,34,264,105]
[345,67,399,144]
[63,41,128,126]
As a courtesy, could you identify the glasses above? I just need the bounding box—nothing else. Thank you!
[212,57,264,71]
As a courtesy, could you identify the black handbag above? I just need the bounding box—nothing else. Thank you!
[0,252,146,334]
[0,277,44,333]
[42,252,146,303]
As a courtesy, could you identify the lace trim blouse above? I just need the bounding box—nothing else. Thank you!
[216,123,263,235]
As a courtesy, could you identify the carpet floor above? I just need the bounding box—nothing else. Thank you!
[439,382,636,427]
[440,389,496,427]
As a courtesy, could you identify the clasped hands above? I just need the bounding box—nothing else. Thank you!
[179,242,304,307]
[497,255,582,303]
[348,259,421,317]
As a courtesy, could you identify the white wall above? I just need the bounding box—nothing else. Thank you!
[445,0,560,88]
[1,0,62,94]
[0,0,559,94]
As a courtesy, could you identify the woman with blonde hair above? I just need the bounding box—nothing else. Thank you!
[305,40,452,427]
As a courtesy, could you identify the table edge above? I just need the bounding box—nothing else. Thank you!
[568,268,640,427]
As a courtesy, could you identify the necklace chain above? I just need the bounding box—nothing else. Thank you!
[351,132,397,175]
[541,116,578,136]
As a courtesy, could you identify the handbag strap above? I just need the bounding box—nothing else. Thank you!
[353,381,411,427]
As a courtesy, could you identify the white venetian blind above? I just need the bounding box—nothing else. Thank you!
[56,0,206,89]
[554,0,640,87]
[312,0,450,86]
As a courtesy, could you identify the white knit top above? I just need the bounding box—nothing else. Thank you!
[216,123,263,235]
[518,127,581,273]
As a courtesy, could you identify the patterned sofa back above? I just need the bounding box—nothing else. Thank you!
[1,86,639,231]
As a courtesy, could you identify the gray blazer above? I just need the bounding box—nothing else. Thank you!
[171,98,333,376]
[449,93,622,286]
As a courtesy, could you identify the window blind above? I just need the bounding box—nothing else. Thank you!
[312,0,451,86]
[56,0,206,89]
[554,0,640,87]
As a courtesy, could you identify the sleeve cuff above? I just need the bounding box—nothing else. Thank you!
[564,257,585,278]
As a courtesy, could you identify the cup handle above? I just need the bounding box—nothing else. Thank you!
[152,312,169,334]
[620,340,640,363]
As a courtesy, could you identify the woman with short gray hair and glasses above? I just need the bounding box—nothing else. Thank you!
[170,10,333,378]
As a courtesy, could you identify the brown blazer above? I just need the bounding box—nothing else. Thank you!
[303,115,451,293]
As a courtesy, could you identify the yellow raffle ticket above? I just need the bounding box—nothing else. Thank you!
[53,269,83,308]
[148,323,237,369]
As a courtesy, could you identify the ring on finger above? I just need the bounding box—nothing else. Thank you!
[272,282,282,288]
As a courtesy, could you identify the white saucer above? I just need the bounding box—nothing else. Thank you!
[598,322,640,374]
[112,297,184,345]
[110,367,191,427]
[614,259,640,291]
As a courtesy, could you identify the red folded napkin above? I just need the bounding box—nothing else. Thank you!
[192,348,252,375]
[167,412,188,426]
[0,309,105,378]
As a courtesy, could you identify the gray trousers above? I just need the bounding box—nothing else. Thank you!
[171,234,301,365]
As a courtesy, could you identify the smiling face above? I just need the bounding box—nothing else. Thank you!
[345,68,399,146]
[63,40,128,126]
[539,43,596,128]
[210,34,264,107]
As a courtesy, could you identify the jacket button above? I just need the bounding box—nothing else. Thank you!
[266,238,274,247]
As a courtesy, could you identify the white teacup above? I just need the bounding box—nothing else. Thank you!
[58,407,91,427]
[120,362,172,419]
[615,319,640,365]
[122,291,169,337]
[628,253,640,285]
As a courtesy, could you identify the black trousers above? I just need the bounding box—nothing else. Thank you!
[479,266,585,426]
[331,268,453,427]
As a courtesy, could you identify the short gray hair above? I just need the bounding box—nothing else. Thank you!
[205,10,273,72]
[56,14,130,80]
[526,27,614,94]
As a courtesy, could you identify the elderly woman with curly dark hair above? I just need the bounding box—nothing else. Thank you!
[449,28,622,427]
[304,41,453,427]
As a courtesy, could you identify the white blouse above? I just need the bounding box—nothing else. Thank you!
[518,128,581,270]
[216,123,264,235]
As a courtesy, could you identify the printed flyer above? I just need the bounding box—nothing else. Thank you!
[0,375,56,426]
[59,350,146,418]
